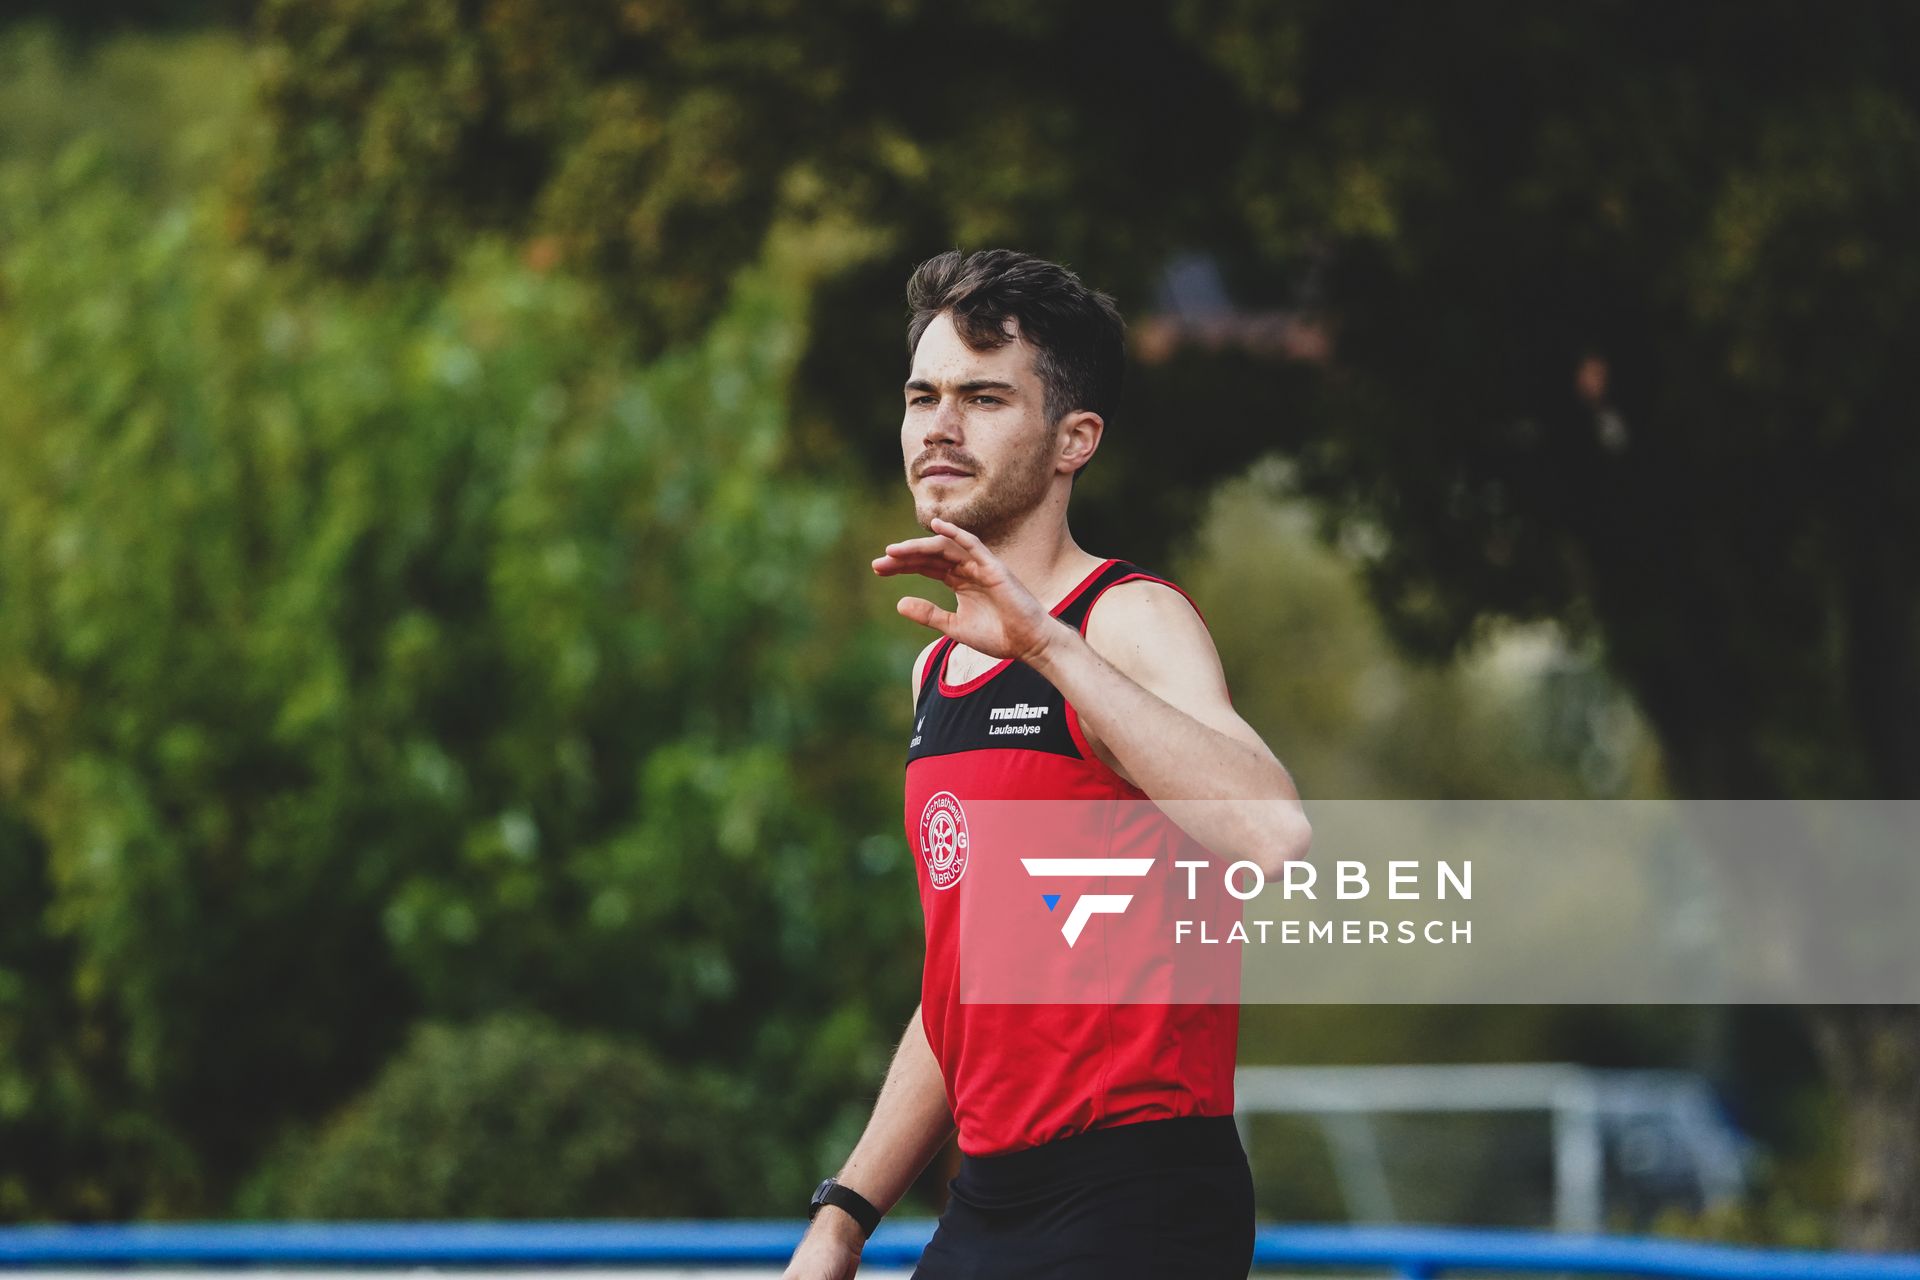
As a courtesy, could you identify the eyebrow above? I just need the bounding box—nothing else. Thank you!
[904,378,1020,395]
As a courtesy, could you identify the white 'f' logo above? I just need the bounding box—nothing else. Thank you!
[1020,858,1155,946]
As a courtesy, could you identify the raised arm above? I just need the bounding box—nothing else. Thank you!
[1028,576,1311,875]
[875,517,1310,876]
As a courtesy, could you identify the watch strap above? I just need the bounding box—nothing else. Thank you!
[810,1177,882,1239]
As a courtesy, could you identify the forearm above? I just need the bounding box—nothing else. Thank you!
[1026,622,1309,871]
[814,1003,955,1241]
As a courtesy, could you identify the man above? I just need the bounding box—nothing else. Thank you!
[782,249,1311,1280]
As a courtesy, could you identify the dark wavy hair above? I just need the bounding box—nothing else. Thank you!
[905,249,1126,429]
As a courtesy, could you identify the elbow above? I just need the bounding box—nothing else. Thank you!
[1256,806,1312,880]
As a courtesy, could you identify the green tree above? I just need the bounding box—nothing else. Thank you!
[239,1014,769,1217]
[0,136,915,1216]
[1189,4,1920,1246]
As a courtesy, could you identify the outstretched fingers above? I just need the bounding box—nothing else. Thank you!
[883,533,967,561]
[873,533,968,580]
[871,523,991,598]
[872,551,958,580]
[927,518,1000,579]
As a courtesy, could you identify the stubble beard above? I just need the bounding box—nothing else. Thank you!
[916,438,1055,547]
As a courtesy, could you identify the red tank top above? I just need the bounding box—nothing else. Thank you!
[904,557,1241,1157]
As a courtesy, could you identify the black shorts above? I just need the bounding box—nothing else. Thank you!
[911,1114,1255,1280]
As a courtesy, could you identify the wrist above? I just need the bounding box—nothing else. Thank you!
[1018,615,1075,674]
[811,1202,869,1250]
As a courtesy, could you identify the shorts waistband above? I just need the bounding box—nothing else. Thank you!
[955,1114,1244,1197]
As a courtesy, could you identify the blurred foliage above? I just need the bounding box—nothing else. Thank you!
[234,0,1920,799]
[236,1014,771,1217]
[1180,467,1661,802]
[1650,1082,1844,1247]
[1236,5,1920,807]
[0,25,247,203]
[0,2,254,42]
[231,0,1248,352]
[0,45,916,1215]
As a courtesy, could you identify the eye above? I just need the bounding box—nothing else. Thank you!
[909,395,936,406]
[973,396,1002,406]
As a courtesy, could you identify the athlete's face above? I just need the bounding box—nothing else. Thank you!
[901,312,1067,542]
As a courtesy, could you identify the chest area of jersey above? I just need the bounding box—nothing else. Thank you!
[907,658,1080,763]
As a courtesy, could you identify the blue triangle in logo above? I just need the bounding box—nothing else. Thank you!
[1042,894,1061,912]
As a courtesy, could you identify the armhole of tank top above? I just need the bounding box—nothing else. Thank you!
[914,637,949,704]
[1063,571,1230,769]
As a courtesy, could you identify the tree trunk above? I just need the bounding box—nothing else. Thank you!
[1807,1006,1920,1249]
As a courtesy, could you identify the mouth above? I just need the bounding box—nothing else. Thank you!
[919,467,972,481]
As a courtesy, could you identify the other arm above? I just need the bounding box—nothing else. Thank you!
[783,641,954,1278]
[781,1003,955,1278]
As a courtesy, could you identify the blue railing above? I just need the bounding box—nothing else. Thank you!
[3,1220,1920,1278]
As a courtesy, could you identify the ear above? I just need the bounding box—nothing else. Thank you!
[1056,409,1104,476]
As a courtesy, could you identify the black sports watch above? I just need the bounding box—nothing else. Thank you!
[809,1176,882,1239]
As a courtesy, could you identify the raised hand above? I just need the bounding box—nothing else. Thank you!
[871,517,1060,664]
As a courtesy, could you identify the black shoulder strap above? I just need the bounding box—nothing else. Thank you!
[915,635,956,705]
[1054,559,1147,633]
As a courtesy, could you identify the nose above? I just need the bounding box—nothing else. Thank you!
[923,397,963,444]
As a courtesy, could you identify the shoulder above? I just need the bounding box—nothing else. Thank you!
[1081,574,1227,700]
[1083,576,1212,659]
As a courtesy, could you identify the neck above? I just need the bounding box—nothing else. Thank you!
[978,503,1103,612]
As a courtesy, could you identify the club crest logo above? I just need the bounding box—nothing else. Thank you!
[918,791,970,890]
